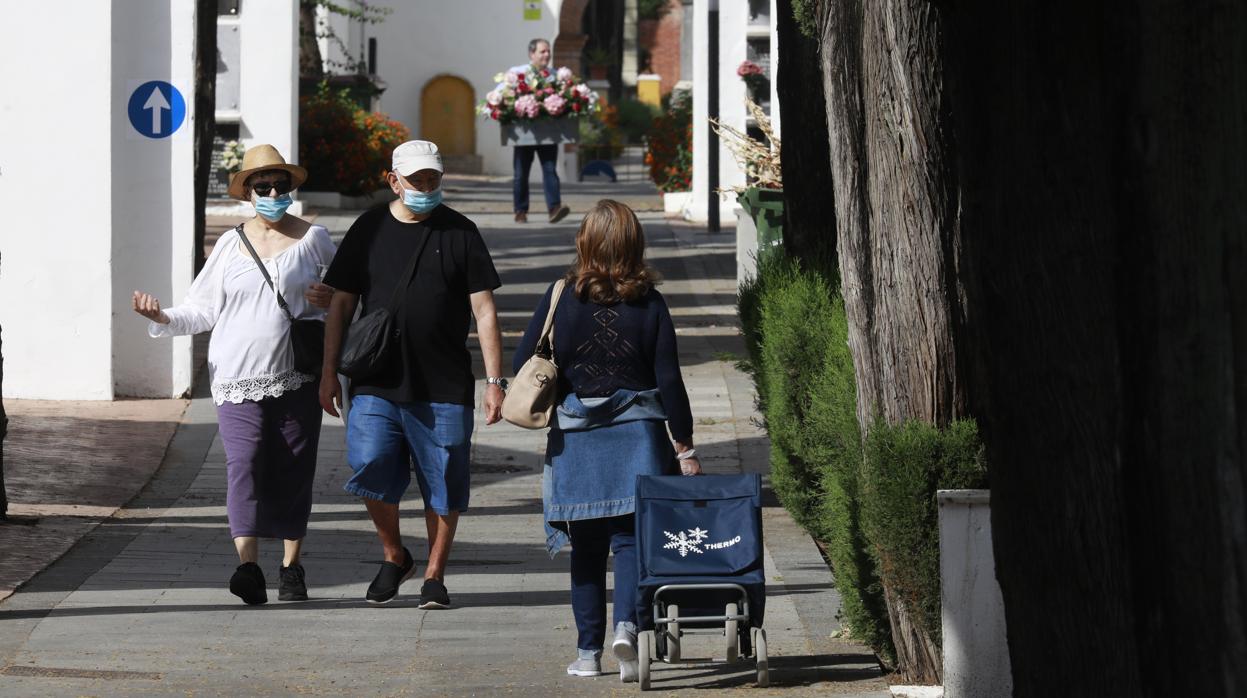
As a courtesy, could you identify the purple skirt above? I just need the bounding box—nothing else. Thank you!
[215,379,322,539]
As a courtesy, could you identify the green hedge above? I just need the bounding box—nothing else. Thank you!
[738,255,987,668]
[738,256,893,659]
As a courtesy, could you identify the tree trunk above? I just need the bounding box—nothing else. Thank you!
[949,1,1247,694]
[299,2,323,80]
[193,0,217,273]
[817,0,963,683]
[775,0,835,271]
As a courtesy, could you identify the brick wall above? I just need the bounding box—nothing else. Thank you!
[643,0,684,96]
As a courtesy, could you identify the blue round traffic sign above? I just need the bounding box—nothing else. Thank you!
[127,81,186,139]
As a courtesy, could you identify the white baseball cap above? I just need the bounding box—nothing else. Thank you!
[392,140,443,175]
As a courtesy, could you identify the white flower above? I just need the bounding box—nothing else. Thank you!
[486,90,502,106]
[505,71,519,86]
[493,72,505,84]
[556,66,574,83]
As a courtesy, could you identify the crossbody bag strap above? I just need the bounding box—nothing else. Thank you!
[384,226,434,314]
[535,279,567,358]
[236,224,296,323]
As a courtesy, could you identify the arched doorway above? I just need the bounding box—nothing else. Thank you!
[421,75,479,173]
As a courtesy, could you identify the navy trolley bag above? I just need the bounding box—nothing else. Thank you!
[633,473,769,689]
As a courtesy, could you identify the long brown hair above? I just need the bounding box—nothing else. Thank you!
[565,200,659,303]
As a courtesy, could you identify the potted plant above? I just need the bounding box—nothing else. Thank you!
[585,46,613,81]
[645,91,693,213]
[737,60,769,104]
[479,65,600,147]
[711,98,783,271]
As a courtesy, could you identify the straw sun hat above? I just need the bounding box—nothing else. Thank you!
[227,144,308,201]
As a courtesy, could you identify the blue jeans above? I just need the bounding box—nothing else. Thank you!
[343,394,473,514]
[513,144,561,213]
[569,515,638,652]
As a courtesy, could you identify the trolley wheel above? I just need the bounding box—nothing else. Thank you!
[666,604,681,662]
[638,630,653,690]
[753,627,769,687]
[724,602,739,663]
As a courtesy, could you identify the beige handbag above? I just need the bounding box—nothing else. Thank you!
[503,279,567,429]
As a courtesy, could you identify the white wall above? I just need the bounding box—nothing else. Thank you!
[689,0,748,224]
[0,3,115,399]
[111,0,196,399]
[364,0,561,177]
[0,0,197,400]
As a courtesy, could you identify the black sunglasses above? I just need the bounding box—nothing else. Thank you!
[250,180,293,196]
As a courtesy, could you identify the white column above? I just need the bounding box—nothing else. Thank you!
[110,0,197,398]
[0,3,116,398]
[689,0,747,224]
[240,0,302,215]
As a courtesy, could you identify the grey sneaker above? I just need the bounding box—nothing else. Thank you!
[619,659,638,683]
[566,657,602,677]
[612,622,638,662]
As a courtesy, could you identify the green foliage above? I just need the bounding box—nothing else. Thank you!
[616,98,660,142]
[791,0,819,39]
[861,419,987,648]
[299,82,409,195]
[638,0,670,20]
[738,256,894,660]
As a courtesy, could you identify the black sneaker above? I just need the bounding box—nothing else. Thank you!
[278,563,308,601]
[229,562,268,605]
[366,547,415,604]
[417,578,451,610]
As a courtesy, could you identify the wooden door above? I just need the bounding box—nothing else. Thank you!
[421,76,476,156]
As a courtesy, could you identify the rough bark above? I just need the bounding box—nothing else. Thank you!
[949,1,1247,694]
[775,0,836,270]
[193,0,217,273]
[299,2,323,80]
[818,0,962,683]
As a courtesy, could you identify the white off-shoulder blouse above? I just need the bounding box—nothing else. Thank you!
[150,225,336,405]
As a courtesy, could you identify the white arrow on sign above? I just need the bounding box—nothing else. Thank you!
[142,86,170,135]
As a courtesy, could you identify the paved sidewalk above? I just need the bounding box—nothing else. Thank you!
[0,185,888,696]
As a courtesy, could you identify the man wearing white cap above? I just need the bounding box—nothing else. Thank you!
[319,140,504,609]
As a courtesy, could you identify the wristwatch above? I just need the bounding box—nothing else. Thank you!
[486,376,509,391]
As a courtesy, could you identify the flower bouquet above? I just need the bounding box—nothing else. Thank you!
[479,66,600,146]
[737,60,768,102]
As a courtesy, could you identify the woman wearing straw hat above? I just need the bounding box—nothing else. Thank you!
[132,144,337,605]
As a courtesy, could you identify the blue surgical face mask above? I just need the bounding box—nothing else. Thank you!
[254,194,293,221]
[403,187,442,214]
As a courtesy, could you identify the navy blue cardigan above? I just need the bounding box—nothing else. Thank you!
[512,281,694,442]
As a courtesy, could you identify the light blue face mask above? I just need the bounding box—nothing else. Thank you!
[403,187,442,214]
[254,194,293,221]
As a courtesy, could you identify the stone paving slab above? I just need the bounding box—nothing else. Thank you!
[0,398,188,601]
[0,191,888,696]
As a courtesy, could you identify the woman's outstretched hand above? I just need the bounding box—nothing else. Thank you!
[305,282,334,309]
[132,291,170,324]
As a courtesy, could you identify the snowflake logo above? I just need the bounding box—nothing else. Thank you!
[663,527,711,557]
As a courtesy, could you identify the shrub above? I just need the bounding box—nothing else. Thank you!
[299,82,409,196]
[739,256,894,660]
[616,98,660,142]
[860,418,987,650]
[645,91,692,192]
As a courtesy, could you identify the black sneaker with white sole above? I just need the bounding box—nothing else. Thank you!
[417,578,451,609]
[278,563,308,601]
[366,547,415,604]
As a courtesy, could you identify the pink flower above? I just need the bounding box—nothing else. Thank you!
[543,93,567,116]
[514,94,541,118]
[737,60,764,77]
[486,90,502,106]
[505,71,519,86]
[557,66,574,83]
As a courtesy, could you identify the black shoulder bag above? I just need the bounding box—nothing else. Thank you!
[337,227,433,380]
[237,225,326,375]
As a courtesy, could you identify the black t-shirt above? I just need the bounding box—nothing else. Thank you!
[324,203,501,405]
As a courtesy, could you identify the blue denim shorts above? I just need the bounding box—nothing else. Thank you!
[344,394,473,514]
